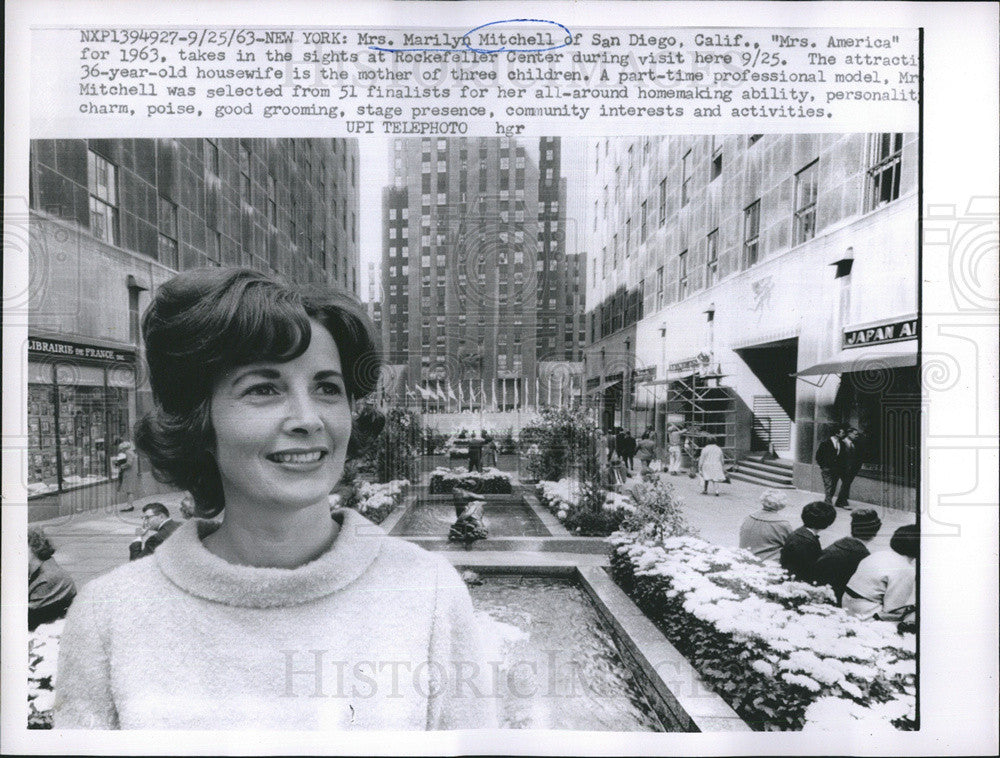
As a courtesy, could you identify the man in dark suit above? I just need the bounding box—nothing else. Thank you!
[129,502,180,560]
[815,426,849,509]
[836,428,864,509]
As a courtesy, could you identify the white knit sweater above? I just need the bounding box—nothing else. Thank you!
[54,509,495,730]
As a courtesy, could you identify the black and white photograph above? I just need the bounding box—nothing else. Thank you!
[3,1,998,755]
[19,129,921,732]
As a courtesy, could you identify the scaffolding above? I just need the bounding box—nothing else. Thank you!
[666,373,738,463]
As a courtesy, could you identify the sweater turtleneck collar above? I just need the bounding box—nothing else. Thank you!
[155,509,384,608]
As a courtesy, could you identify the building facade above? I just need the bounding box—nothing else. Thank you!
[586,134,919,510]
[27,138,360,520]
[381,137,576,412]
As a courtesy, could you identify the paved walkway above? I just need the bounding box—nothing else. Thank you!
[33,460,916,588]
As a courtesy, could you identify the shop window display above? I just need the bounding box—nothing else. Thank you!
[27,362,133,497]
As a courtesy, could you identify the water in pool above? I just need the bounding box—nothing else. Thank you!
[470,575,665,731]
[393,500,550,537]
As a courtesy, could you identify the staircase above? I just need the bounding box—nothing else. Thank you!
[730,456,795,489]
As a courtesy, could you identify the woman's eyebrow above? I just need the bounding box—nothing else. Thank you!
[315,370,344,381]
[231,367,281,384]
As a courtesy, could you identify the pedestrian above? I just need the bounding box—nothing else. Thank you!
[812,508,883,604]
[682,432,700,478]
[128,502,181,561]
[113,439,140,512]
[779,501,838,583]
[608,450,627,490]
[622,429,637,472]
[467,431,484,473]
[481,434,499,469]
[698,436,727,495]
[636,431,656,473]
[55,267,493,730]
[815,425,849,509]
[843,524,918,622]
[738,490,793,562]
[836,427,864,510]
[28,527,77,631]
[667,424,684,475]
[604,427,618,460]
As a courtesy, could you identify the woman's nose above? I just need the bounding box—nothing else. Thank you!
[281,391,324,434]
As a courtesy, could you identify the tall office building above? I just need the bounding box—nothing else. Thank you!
[381,137,574,411]
[586,134,918,510]
[27,138,360,520]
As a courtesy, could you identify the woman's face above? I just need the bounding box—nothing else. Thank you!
[209,319,353,514]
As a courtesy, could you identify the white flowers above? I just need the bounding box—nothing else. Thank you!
[537,478,636,516]
[354,479,409,515]
[612,531,916,730]
[29,619,65,721]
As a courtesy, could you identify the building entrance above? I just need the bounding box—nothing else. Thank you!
[735,338,798,454]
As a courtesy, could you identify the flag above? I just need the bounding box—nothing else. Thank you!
[447,382,458,404]
[416,385,429,400]
[436,383,447,403]
[491,380,497,412]
[514,380,520,408]
[458,381,465,410]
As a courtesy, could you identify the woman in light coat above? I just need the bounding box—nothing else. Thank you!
[698,436,727,495]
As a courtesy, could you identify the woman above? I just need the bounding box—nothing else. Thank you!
[55,268,493,730]
[113,439,140,512]
[843,524,917,622]
[697,436,727,495]
[28,527,77,630]
[635,431,657,474]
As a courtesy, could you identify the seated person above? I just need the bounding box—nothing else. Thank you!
[812,509,882,604]
[129,502,180,561]
[28,527,77,630]
[739,490,793,562]
[780,501,837,583]
[844,524,918,622]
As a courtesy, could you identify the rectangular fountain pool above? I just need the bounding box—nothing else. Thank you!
[469,575,667,731]
[391,497,551,537]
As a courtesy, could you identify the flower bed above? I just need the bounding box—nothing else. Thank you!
[335,479,409,525]
[609,533,916,731]
[28,619,63,729]
[536,478,634,535]
[428,467,514,495]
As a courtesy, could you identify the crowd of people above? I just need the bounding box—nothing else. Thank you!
[739,490,918,625]
[600,423,730,496]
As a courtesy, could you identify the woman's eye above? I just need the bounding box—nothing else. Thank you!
[243,383,279,397]
[317,381,344,396]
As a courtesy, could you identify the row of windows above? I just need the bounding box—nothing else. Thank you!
[84,146,355,280]
[596,134,905,297]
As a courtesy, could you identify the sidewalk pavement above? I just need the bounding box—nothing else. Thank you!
[34,463,916,589]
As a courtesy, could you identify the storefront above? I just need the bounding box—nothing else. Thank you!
[794,316,919,510]
[27,337,137,501]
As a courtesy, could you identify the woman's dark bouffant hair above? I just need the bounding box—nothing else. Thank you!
[134,267,382,518]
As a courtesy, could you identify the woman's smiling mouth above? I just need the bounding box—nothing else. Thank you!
[266,450,328,465]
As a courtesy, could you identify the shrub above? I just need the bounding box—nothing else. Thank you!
[353,403,424,483]
[537,478,634,536]
[609,533,916,731]
[518,407,602,483]
[336,479,409,524]
[428,467,514,495]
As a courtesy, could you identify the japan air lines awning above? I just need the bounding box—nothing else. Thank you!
[792,351,917,378]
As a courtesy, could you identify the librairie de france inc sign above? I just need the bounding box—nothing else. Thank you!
[29,337,135,363]
[843,317,918,349]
